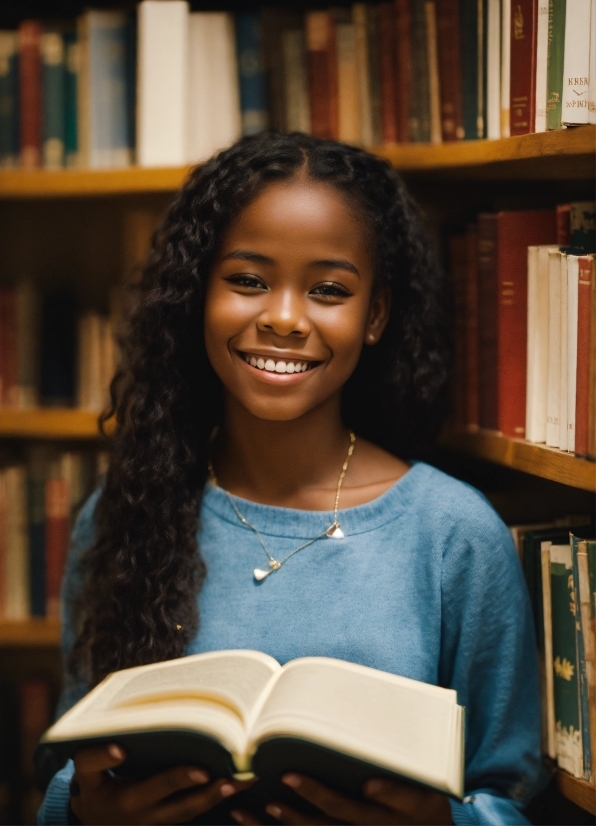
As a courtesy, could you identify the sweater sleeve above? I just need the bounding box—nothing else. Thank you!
[37,490,101,825]
[438,493,542,826]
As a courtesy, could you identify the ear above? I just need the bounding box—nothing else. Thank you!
[364,287,391,346]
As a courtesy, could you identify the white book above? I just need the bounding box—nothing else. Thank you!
[3,466,29,619]
[559,254,569,451]
[500,0,511,136]
[589,0,596,123]
[487,0,501,138]
[187,12,240,164]
[526,245,558,443]
[566,256,579,452]
[352,3,373,146]
[137,0,189,167]
[561,0,592,124]
[546,251,562,447]
[541,541,556,760]
[535,0,550,131]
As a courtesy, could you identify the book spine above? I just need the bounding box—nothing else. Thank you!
[535,0,550,131]
[501,0,511,135]
[378,2,398,142]
[282,29,310,134]
[588,257,596,458]
[571,535,593,781]
[4,466,30,619]
[527,246,557,442]
[542,541,556,758]
[27,474,46,617]
[410,0,431,141]
[450,235,468,425]
[464,225,480,427]
[42,32,65,169]
[589,0,596,123]
[260,9,287,133]
[546,251,562,446]
[557,203,571,245]
[63,32,78,167]
[559,254,569,451]
[566,257,579,452]
[395,0,413,142]
[0,287,18,407]
[336,22,361,144]
[569,201,596,254]
[582,540,596,781]
[546,0,567,129]
[44,477,70,619]
[16,280,39,408]
[561,0,591,124]
[0,31,19,168]
[575,255,593,456]
[425,1,443,143]
[460,0,479,137]
[367,4,384,145]
[0,473,5,616]
[306,11,338,140]
[40,292,76,406]
[477,214,499,430]
[486,0,501,138]
[236,13,268,137]
[18,20,43,168]
[435,0,465,140]
[478,0,488,138]
[510,0,538,134]
[353,3,374,146]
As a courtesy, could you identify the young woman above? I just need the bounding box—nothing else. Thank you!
[38,133,541,826]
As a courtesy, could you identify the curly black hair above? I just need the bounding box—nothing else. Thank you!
[68,132,451,688]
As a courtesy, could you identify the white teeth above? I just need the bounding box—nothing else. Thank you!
[286,362,295,373]
[250,356,257,367]
[275,361,286,373]
[257,358,265,369]
[244,354,312,374]
[265,359,276,371]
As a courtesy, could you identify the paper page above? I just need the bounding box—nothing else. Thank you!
[249,658,462,796]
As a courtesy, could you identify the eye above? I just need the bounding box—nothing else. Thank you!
[225,274,267,290]
[309,282,352,299]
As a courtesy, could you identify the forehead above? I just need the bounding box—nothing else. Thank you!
[220,179,369,260]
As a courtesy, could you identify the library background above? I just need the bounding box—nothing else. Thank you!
[0,0,594,822]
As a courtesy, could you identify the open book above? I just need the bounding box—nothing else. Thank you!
[40,650,465,801]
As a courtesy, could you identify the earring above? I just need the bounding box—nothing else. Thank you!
[367,333,376,343]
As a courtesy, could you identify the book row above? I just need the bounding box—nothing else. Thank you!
[2,0,594,171]
[450,201,596,457]
[511,519,596,785]
[0,284,122,411]
[0,447,106,620]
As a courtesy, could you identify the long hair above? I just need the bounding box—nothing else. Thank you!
[68,133,451,688]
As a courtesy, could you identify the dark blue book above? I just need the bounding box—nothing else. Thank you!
[42,30,65,169]
[63,30,78,167]
[0,31,19,167]
[235,13,268,136]
[459,0,479,139]
[40,292,76,406]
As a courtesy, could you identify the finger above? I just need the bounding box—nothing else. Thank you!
[121,764,209,810]
[153,778,246,825]
[230,809,262,825]
[364,779,452,824]
[282,774,388,824]
[73,743,126,793]
[265,802,334,825]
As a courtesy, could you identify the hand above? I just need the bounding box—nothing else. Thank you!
[69,742,252,825]
[230,773,452,825]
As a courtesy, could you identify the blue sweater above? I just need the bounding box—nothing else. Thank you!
[38,462,542,825]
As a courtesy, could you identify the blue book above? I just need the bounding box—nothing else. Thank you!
[235,13,268,136]
[42,31,65,169]
[63,30,78,167]
[0,31,19,167]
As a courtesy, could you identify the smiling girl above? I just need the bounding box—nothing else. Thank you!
[38,133,541,826]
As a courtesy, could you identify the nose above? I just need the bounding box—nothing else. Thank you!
[256,288,310,337]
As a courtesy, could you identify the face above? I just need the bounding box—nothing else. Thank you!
[204,179,390,422]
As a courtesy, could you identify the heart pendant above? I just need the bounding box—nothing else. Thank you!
[254,568,273,581]
[326,522,345,539]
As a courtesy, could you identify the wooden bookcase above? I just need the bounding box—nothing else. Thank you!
[0,126,595,820]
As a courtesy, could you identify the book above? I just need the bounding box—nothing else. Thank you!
[260,8,294,133]
[500,0,511,135]
[565,255,580,452]
[569,201,596,254]
[425,1,443,143]
[41,30,65,169]
[435,0,465,140]
[40,291,76,407]
[464,225,480,427]
[0,30,19,168]
[535,0,550,131]
[570,533,593,781]
[137,0,188,167]
[546,0,567,129]
[477,0,488,138]
[236,13,268,137]
[336,19,361,144]
[575,255,594,457]
[367,3,384,144]
[0,286,18,406]
[2,465,30,620]
[410,0,431,141]
[306,11,338,140]
[352,3,374,146]
[557,202,572,246]
[378,2,398,143]
[510,0,538,134]
[63,31,79,168]
[546,251,563,446]
[44,474,70,619]
[486,0,501,138]
[589,0,596,123]
[559,253,569,451]
[281,28,310,134]
[18,20,42,168]
[15,280,40,409]
[561,0,591,124]
[40,650,465,801]
[577,538,596,786]
[588,256,596,459]
[450,234,468,424]
[460,0,479,138]
[395,0,413,142]
[477,213,498,429]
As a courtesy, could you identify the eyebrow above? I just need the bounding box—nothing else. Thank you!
[222,249,360,277]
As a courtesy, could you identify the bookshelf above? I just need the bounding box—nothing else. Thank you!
[0,618,60,646]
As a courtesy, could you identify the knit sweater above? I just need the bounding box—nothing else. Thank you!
[38,461,542,825]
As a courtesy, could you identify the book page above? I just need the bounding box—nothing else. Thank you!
[249,658,463,796]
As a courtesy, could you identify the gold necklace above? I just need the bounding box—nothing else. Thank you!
[208,431,356,581]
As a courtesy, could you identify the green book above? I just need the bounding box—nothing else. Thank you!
[550,543,584,778]
[63,30,78,168]
[546,0,566,129]
[570,534,592,781]
[42,30,65,169]
[460,0,479,138]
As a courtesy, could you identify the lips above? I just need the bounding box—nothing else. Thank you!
[240,352,318,374]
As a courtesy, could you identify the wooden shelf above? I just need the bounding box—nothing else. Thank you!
[556,770,596,815]
[0,618,60,646]
[0,128,593,198]
[0,408,105,439]
[439,427,596,491]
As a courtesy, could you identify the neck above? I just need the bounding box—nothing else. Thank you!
[213,394,352,506]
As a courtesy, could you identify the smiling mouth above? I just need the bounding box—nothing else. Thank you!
[240,353,319,374]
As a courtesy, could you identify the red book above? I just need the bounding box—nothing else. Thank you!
[44,477,70,619]
[556,203,571,246]
[306,12,338,140]
[394,0,412,142]
[575,255,593,457]
[464,225,480,428]
[450,234,468,425]
[0,474,5,617]
[509,0,538,135]
[435,0,464,141]
[477,214,499,430]
[18,20,43,169]
[496,210,557,437]
[0,288,18,407]
[377,3,398,142]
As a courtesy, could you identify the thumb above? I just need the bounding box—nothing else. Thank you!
[73,743,127,794]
